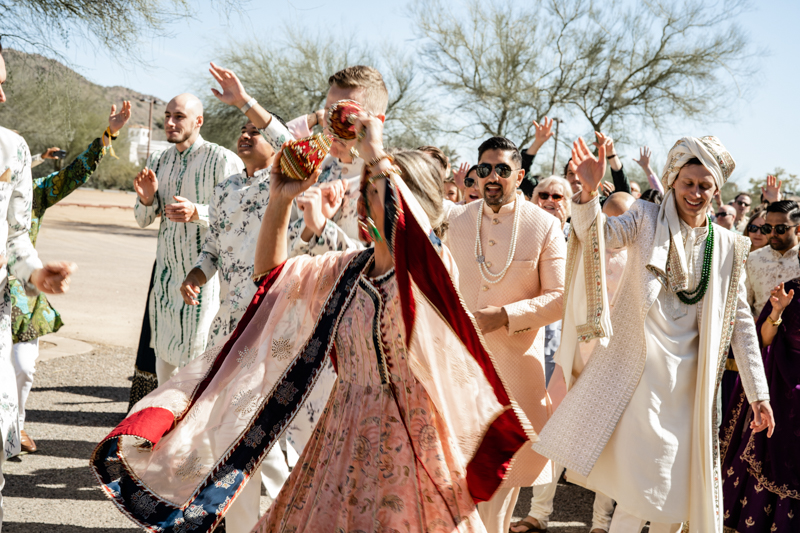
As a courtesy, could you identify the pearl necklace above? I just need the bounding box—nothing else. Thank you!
[474,195,521,284]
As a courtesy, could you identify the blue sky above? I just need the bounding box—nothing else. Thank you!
[45,0,799,187]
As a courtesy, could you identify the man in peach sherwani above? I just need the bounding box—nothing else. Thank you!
[443,136,566,533]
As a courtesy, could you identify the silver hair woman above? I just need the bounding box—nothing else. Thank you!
[533,175,572,233]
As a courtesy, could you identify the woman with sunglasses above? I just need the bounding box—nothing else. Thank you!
[532,176,572,238]
[461,165,483,204]
[534,135,773,533]
[743,207,768,252]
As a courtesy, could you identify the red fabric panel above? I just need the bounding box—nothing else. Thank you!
[396,192,510,405]
[104,407,175,446]
[465,409,527,503]
[392,194,417,348]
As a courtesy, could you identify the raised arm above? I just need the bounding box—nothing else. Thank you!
[596,132,631,195]
[254,148,323,279]
[633,146,664,194]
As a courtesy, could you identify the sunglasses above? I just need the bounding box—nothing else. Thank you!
[759,224,799,235]
[715,212,732,218]
[735,200,751,208]
[538,192,564,201]
[475,163,517,179]
[747,224,763,234]
[464,177,476,188]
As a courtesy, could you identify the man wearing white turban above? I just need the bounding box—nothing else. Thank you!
[533,135,775,533]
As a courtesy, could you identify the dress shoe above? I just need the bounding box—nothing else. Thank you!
[20,429,37,454]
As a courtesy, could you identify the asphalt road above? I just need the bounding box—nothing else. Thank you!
[3,190,601,532]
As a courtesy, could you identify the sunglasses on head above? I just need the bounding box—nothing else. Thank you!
[475,162,517,179]
[538,192,564,201]
[759,224,799,235]
[715,211,732,218]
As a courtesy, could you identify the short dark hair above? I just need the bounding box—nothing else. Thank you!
[640,189,663,205]
[518,174,539,198]
[478,137,522,167]
[766,200,800,223]
[735,192,751,201]
[563,158,572,177]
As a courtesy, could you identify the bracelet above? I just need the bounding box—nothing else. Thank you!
[766,315,782,327]
[239,97,257,114]
[367,165,402,186]
[606,154,617,160]
[588,189,599,198]
[366,153,394,170]
[103,127,119,140]
[252,267,274,283]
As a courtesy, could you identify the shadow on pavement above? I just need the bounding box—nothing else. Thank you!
[49,220,157,238]
[23,439,97,460]
[33,385,131,402]
[25,409,126,428]
[5,466,109,501]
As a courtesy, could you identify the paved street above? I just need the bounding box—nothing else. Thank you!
[3,190,599,532]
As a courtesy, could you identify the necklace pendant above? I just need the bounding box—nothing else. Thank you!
[476,255,485,264]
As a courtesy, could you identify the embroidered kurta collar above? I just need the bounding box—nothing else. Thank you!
[243,166,271,183]
[765,242,800,259]
[481,191,523,217]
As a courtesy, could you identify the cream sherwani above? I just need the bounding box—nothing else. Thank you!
[534,196,770,532]
[444,192,566,533]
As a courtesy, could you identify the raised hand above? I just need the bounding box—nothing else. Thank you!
[762,174,782,204]
[133,168,158,206]
[572,136,606,203]
[601,181,615,196]
[352,112,385,165]
[209,62,251,109]
[769,282,794,313]
[532,117,554,146]
[165,195,199,223]
[31,261,77,295]
[109,100,132,135]
[453,161,470,189]
[269,146,322,204]
[633,146,651,170]
[594,131,616,157]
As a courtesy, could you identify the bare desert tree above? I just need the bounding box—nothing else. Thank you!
[413,0,757,147]
[0,0,244,59]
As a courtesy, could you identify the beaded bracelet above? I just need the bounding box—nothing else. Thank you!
[367,165,402,186]
[366,153,394,170]
[252,267,274,283]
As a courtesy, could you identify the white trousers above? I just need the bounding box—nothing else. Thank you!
[477,486,521,533]
[0,447,5,531]
[225,444,291,533]
[12,339,38,431]
[527,464,614,531]
[155,357,179,386]
[608,507,681,533]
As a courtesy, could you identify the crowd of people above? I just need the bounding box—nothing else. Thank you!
[0,43,796,533]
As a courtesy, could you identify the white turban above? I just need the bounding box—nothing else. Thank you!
[648,136,735,292]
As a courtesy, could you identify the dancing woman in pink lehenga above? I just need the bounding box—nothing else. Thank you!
[91,116,537,533]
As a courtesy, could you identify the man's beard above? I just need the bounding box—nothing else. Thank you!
[168,131,192,145]
[483,189,514,207]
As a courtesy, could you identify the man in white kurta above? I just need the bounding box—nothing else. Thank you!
[444,136,566,533]
[0,49,79,528]
[133,93,243,384]
[534,136,774,533]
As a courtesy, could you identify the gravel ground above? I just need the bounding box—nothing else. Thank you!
[2,343,600,532]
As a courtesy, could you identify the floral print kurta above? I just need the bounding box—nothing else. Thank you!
[9,137,107,343]
[0,126,45,459]
[254,269,483,533]
[134,136,243,367]
[194,168,297,347]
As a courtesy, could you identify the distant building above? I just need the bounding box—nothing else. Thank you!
[128,125,171,165]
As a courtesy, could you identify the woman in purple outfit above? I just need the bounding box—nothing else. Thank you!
[721,278,796,532]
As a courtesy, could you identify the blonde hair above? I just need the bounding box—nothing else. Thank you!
[392,150,448,239]
[329,66,389,116]
[533,175,573,218]
[443,177,463,202]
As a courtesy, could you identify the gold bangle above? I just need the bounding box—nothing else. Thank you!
[366,153,394,170]
[252,268,274,283]
[766,315,782,327]
[367,165,401,186]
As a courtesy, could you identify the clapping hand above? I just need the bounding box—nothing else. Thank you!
[209,62,251,109]
[133,168,158,206]
[762,175,782,204]
[31,261,77,295]
[41,147,62,160]
[571,136,607,203]
[633,146,651,170]
[165,196,199,223]
[108,101,132,136]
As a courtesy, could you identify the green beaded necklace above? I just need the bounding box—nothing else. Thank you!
[676,216,714,305]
